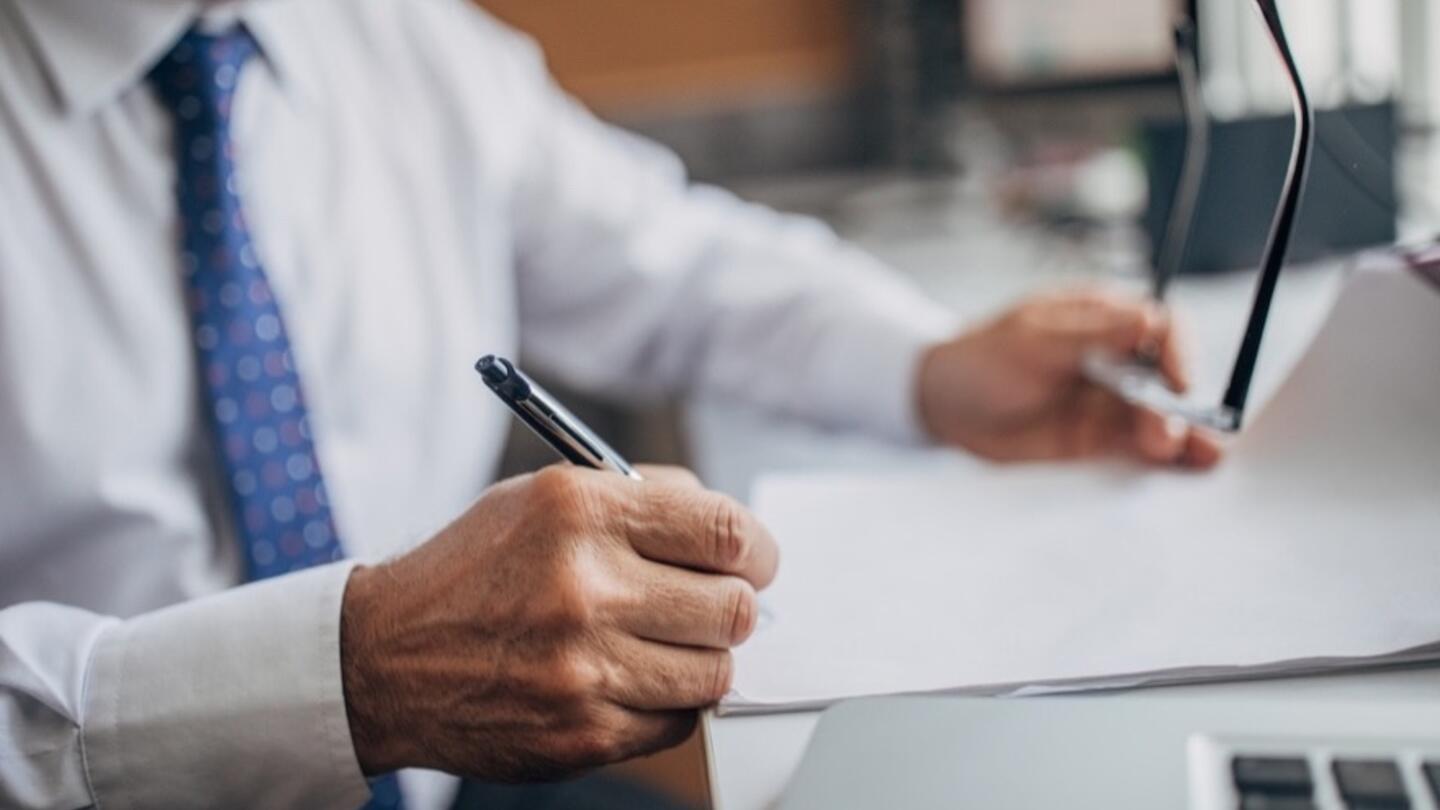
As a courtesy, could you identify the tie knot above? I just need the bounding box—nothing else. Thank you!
[148,26,259,123]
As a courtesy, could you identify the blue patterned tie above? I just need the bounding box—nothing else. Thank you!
[149,26,403,810]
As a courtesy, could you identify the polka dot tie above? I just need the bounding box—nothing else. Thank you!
[149,27,404,810]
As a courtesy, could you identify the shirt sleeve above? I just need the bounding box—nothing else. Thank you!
[489,24,959,443]
[0,563,372,810]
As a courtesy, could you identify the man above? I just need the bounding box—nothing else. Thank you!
[0,0,1221,808]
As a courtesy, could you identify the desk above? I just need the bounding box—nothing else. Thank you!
[684,199,1399,809]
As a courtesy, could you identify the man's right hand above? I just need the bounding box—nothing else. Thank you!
[339,465,778,782]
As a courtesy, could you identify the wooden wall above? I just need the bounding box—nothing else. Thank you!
[477,0,860,113]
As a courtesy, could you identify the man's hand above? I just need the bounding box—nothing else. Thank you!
[339,465,777,782]
[917,288,1224,468]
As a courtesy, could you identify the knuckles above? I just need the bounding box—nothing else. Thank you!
[526,466,594,530]
[532,556,605,634]
[511,468,629,633]
[545,648,607,706]
[525,466,632,549]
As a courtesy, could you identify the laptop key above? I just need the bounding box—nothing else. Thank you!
[1240,793,1318,810]
[1332,759,1409,809]
[1234,757,1314,796]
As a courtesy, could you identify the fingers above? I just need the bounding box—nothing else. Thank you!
[1179,426,1225,469]
[1034,291,1219,468]
[1031,290,1191,393]
[625,484,780,589]
[1151,309,1193,394]
[620,561,759,649]
[1052,387,1225,469]
[606,635,735,711]
[1050,386,1134,460]
[1131,408,1189,464]
[1030,289,1160,359]
[1129,406,1225,469]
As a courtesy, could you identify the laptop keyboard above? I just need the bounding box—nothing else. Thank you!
[1331,759,1409,809]
[1229,754,1438,810]
[1189,735,1440,810]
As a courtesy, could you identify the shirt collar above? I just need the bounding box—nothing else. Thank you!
[10,0,317,117]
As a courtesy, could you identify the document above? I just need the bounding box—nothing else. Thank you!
[723,262,1440,715]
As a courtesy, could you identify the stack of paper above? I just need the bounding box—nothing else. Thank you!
[723,263,1440,715]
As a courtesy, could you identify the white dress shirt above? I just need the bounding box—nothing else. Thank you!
[0,0,955,807]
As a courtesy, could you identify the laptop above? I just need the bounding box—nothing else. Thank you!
[777,679,1440,809]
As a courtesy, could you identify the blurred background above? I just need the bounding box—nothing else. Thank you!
[473,2,1438,803]
[482,0,1438,472]
[479,0,1432,198]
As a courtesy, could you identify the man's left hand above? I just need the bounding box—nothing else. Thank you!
[917,288,1224,468]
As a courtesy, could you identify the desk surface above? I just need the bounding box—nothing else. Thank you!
[686,203,1376,810]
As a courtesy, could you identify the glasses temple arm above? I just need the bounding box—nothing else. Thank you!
[1220,0,1316,427]
[1154,19,1209,303]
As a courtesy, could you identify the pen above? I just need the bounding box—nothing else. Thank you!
[477,356,725,746]
[475,354,642,480]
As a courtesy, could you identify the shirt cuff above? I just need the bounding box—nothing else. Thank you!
[82,562,372,810]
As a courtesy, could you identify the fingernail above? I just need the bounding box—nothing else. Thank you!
[1164,415,1187,442]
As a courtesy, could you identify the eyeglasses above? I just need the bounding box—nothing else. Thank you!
[1085,0,1315,433]
[1153,18,1206,304]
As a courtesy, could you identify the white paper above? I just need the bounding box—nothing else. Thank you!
[724,263,1440,715]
